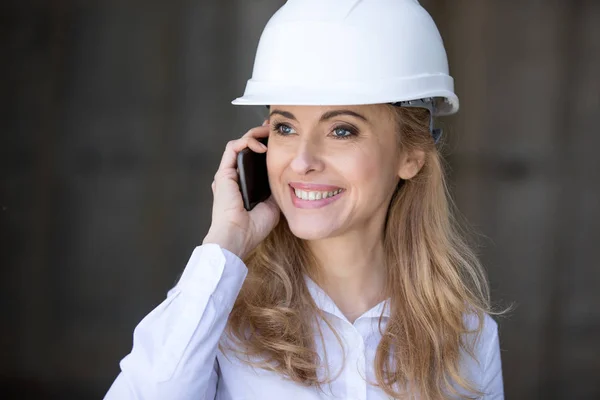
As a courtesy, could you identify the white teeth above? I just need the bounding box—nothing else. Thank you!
[293,188,343,201]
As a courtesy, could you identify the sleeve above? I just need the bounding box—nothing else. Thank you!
[481,316,505,399]
[104,244,247,400]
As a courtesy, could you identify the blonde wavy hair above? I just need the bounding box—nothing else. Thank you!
[224,105,493,399]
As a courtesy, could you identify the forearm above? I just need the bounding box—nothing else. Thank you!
[104,244,247,400]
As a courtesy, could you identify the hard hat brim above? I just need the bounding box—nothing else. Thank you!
[231,75,459,116]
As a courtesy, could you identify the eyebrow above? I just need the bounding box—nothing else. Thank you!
[269,109,369,123]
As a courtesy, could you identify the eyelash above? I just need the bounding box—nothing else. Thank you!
[271,122,358,140]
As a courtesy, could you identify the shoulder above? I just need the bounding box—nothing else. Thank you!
[462,312,500,362]
[461,313,504,397]
[464,312,498,342]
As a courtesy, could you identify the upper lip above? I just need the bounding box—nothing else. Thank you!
[289,182,344,191]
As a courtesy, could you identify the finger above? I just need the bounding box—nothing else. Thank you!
[217,133,268,171]
[216,138,247,171]
[246,137,268,153]
[242,124,270,139]
[211,180,216,193]
[213,168,238,185]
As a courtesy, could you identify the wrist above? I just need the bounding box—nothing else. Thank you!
[202,230,246,259]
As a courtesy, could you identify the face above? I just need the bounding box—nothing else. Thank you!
[266,104,422,241]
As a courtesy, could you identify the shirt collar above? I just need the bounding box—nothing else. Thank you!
[303,275,391,322]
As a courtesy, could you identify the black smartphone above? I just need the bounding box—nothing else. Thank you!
[237,137,271,211]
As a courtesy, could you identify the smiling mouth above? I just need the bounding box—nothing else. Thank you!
[292,188,344,201]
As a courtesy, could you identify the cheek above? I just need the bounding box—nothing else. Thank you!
[266,147,288,184]
[338,147,390,188]
[346,157,375,186]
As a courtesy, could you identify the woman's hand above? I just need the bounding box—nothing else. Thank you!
[202,121,280,259]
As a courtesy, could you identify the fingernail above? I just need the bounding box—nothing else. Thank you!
[262,120,269,126]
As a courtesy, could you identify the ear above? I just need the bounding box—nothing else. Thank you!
[397,149,426,180]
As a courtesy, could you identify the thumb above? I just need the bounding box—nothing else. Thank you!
[249,196,280,238]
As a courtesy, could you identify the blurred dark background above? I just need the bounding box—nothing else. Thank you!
[1,0,599,399]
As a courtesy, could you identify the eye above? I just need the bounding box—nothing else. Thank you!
[273,123,296,136]
[331,125,357,139]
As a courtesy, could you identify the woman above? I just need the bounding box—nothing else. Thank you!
[105,0,503,399]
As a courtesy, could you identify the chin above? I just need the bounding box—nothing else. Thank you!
[287,225,332,241]
[284,213,338,240]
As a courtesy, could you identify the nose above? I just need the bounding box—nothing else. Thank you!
[289,137,325,176]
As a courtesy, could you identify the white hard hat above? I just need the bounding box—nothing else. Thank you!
[232,0,459,117]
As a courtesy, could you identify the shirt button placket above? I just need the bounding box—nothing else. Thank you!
[346,326,368,400]
[356,338,367,400]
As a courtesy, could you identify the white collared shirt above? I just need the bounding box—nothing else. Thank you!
[105,244,504,399]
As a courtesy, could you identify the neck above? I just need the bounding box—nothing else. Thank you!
[307,230,387,323]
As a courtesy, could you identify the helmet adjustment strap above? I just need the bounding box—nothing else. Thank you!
[393,98,443,144]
